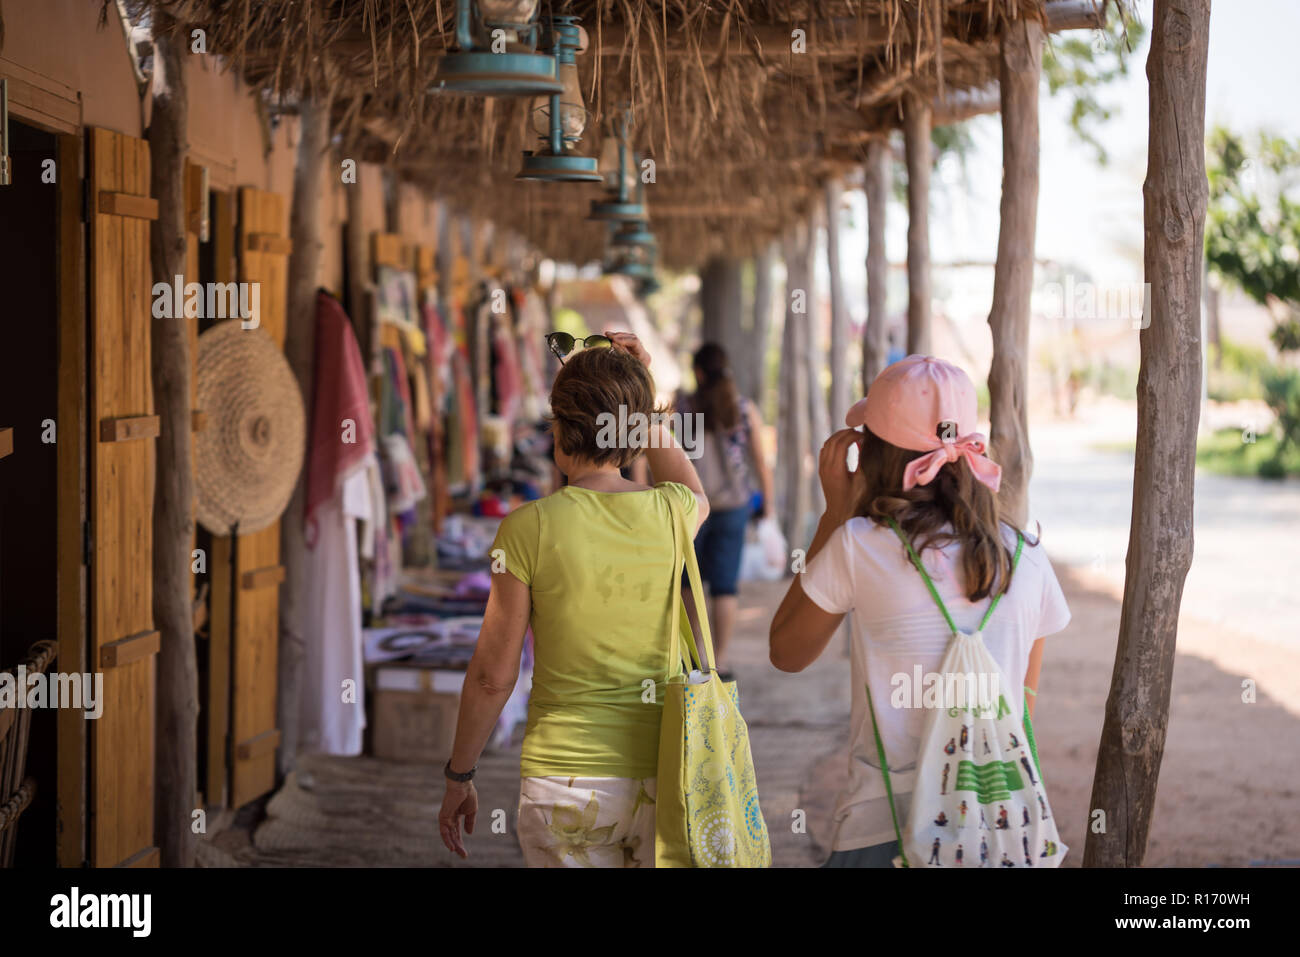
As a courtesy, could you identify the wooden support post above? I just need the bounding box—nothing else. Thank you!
[903,91,932,356]
[1085,0,1209,868]
[987,18,1043,529]
[698,256,744,352]
[147,18,197,869]
[747,243,776,404]
[805,205,828,513]
[826,178,849,427]
[863,138,891,391]
[277,93,332,781]
[779,221,814,547]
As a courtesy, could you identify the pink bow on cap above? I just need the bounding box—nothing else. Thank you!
[903,432,1002,493]
[847,355,1004,494]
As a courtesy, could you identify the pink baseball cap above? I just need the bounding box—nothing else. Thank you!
[845,355,1002,492]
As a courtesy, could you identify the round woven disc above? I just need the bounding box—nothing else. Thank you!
[195,320,306,535]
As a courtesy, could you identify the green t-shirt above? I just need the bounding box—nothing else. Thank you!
[491,481,699,779]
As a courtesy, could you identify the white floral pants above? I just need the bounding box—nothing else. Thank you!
[518,776,657,868]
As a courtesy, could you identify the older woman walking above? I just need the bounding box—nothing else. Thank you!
[437,331,709,867]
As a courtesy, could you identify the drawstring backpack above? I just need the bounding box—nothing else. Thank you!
[866,518,1067,868]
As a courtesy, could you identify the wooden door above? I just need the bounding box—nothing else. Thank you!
[227,186,290,807]
[87,127,161,868]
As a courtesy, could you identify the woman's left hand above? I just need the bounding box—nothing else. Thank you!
[438,780,479,859]
[605,330,651,367]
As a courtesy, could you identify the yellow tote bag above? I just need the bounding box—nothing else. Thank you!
[655,492,772,868]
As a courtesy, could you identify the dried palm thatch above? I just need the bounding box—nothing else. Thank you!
[145,1,1104,269]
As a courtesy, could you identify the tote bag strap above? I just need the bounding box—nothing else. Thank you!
[664,487,716,674]
[862,518,1026,868]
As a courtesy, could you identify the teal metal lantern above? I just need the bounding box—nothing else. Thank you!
[589,111,645,222]
[432,0,563,96]
[516,16,601,183]
[603,219,658,281]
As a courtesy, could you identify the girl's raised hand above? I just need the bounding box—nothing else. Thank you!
[819,429,864,524]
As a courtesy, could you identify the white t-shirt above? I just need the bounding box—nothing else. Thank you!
[799,517,1072,852]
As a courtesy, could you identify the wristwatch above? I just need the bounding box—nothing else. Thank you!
[444,760,477,783]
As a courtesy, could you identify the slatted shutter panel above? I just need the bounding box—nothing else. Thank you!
[227,186,291,807]
[87,127,160,868]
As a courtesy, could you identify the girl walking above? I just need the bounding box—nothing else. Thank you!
[769,355,1071,868]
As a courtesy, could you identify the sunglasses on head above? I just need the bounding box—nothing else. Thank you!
[545,332,613,364]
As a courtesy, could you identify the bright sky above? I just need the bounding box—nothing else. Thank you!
[834,0,1300,310]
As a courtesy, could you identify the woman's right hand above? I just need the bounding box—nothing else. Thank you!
[438,780,479,859]
[818,429,864,524]
[605,330,651,367]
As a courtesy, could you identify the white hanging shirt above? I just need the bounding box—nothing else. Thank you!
[300,455,379,756]
[799,517,1072,852]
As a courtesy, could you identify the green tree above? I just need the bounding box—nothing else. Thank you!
[1205,126,1300,354]
[1041,7,1146,165]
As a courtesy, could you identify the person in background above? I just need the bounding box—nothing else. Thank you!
[438,332,709,867]
[769,355,1071,868]
[676,342,775,681]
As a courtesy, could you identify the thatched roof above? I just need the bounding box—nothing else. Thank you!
[148,1,1107,269]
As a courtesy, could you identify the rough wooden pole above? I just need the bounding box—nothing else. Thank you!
[987,18,1043,529]
[903,91,932,356]
[147,18,197,868]
[1084,0,1209,868]
[804,204,829,515]
[826,178,850,425]
[698,256,744,350]
[779,222,813,548]
[277,94,332,781]
[863,138,891,390]
[749,242,776,403]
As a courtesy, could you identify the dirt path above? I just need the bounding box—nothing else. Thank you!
[202,564,1300,867]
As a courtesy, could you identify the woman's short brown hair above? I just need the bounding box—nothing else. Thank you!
[549,346,666,469]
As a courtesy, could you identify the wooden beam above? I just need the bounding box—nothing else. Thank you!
[987,19,1044,529]
[0,427,11,459]
[862,137,890,390]
[239,565,286,591]
[99,630,162,669]
[98,415,161,443]
[1085,0,1210,869]
[278,94,333,783]
[97,190,159,220]
[147,17,199,872]
[903,90,932,355]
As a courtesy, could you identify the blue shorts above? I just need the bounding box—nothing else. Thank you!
[688,505,750,597]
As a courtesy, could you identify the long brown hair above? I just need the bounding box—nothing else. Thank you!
[855,427,1029,602]
[692,342,741,433]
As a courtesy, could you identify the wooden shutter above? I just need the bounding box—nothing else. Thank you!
[227,186,290,807]
[87,127,160,868]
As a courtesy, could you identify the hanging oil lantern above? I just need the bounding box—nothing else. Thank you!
[589,111,645,221]
[516,15,601,182]
[603,219,657,281]
[432,0,563,96]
